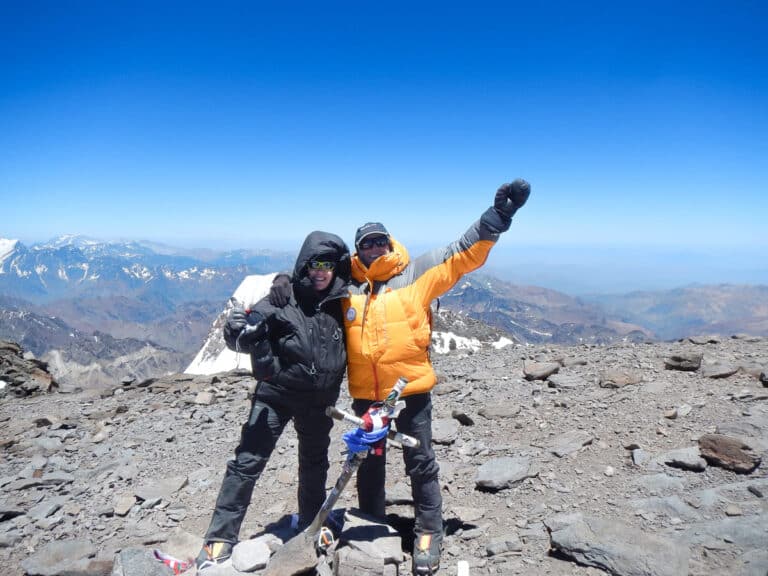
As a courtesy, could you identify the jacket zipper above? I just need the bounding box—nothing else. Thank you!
[372,362,380,401]
[360,280,379,400]
[310,285,347,379]
[308,325,317,376]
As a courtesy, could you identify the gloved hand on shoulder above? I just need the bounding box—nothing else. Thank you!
[268,274,292,307]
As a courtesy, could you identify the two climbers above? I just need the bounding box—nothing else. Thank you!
[269,179,532,574]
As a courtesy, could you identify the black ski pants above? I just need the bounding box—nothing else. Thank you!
[204,390,333,544]
[352,392,443,538]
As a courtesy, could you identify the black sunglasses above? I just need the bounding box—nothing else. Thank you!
[359,236,390,250]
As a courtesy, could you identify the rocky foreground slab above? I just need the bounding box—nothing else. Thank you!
[1,335,767,575]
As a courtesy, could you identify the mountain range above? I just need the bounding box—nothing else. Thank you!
[0,235,295,304]
[1,235,767,388]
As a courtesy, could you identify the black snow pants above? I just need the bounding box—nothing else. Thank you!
[352,392,443,538]
[203,388,333,544]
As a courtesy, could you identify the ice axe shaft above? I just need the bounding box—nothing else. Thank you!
[262,452,366,576]
[263,377,410,576]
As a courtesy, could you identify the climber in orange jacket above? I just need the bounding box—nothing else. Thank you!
[271,179,531,574]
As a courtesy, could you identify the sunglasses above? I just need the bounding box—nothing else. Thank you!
[358,236,390,250]
[308,260,335,271]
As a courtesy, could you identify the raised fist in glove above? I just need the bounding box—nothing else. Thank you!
[494,178,531,219]
[268,274,292,307]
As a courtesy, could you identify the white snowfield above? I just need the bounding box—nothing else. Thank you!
[186,272,513,376]
[0,238,19,272]
[185,273,277,375]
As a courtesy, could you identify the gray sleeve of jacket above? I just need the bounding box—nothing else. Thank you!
[407,206,507,280]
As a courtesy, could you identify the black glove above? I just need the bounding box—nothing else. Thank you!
[223,305,248,351]
[494,178,531,219]
[223,307,267,352]
[268,274,292,307]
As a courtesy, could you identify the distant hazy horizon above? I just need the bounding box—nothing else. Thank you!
[485,243,768,295]
[4,233,765,297]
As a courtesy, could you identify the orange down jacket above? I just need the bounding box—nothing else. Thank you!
[343,208,508,401]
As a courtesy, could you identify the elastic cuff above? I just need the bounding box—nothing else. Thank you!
[480,206,511,234]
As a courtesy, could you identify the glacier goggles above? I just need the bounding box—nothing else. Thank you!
[308,260,336,271]
[358,236,390,250]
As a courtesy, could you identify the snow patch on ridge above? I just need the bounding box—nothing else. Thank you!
[430,332,513,353]
[431,331,482,354]
[491,336,515,349]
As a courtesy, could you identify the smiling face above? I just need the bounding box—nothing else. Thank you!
[307,260,335,292]
[357,235,391,267]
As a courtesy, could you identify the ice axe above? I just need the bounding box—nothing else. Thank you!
[263,377,417,576]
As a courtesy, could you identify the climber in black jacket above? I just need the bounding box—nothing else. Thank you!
[196,230,350,571]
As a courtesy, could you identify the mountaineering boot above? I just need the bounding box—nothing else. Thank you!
[412,533,441,574]
[324,508,346,538]
[195,541,233,571]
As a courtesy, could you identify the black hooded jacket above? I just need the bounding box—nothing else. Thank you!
[249,231,350,407]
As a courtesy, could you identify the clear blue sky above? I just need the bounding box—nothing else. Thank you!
[1,2,766,292]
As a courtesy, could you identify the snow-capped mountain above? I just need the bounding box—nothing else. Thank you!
[0,238,19,265]
[0,236,294,304]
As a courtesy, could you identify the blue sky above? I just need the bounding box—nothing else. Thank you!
[1,2,766,293]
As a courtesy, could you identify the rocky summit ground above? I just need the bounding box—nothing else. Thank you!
[1,335,767,576]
